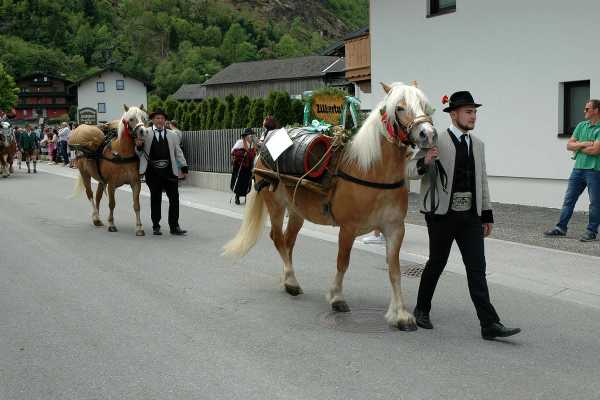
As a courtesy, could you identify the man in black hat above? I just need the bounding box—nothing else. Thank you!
[407,91,521,340]
[135,108,189,236]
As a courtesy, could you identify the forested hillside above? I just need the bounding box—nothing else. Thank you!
[0,0,368,97]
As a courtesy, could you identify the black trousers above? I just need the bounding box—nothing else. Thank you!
[416,211,500,327]
[145,169,180,230]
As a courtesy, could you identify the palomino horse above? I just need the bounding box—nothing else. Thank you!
[72,105,147,235]
[224,82,438,331]
[0,123,17,178]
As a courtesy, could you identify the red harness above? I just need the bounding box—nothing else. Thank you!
[380,110,411,146]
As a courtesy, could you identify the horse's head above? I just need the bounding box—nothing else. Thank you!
[119,104,148,140]
[380,82,437,149]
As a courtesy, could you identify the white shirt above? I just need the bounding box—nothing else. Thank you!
[449,124,471,152]
[58,127,70,142]
[152,127,166,141]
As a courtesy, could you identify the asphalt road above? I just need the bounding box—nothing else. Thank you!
[2,170,600,400]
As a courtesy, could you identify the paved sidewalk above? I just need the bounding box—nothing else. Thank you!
[34,163,600,311]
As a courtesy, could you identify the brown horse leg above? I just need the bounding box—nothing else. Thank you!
[94,182,105,226]
[264,194,302,295]
[131,181,145,236]
[107,185,118,232]
[326,225,356,312]
[80,171,102,226]
[383,224,417,331]
[282,211,305,296]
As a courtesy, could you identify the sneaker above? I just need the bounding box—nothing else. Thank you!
[361,234,386,244]
[579,231,598,242]
[544,227,566,237]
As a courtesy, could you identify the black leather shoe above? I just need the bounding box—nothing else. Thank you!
[153,227,162,236]
[481,322,521,340]
[413,307,433,329]
[170,226,187,236]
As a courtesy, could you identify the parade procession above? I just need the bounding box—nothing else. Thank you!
[1,1,600,399]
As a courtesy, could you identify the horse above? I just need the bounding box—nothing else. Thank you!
[223,82,438,331]
[72,105,147,235]
[0,124,17,178]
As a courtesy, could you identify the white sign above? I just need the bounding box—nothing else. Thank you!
[265,128,293,161]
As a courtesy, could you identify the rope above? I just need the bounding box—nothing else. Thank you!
[422,159,448,214]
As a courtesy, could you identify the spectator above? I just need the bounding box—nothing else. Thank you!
[230,128,256,205]
[544,99,600,242]
[57,122,70,166]
[40,127,57,164]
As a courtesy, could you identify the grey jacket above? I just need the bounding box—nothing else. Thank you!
[407,129,492,218]
[136,127,188,177]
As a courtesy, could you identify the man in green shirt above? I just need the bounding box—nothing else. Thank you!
[18,124,39,174]
[545,99,600,241]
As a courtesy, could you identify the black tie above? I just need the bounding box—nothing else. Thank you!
[158,129,164,142]
[460,134,468,149]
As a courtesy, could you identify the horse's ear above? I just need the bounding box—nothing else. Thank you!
[411,80,419,88]
[123,104,129,112]
[380,82,392,94]
[139,104,145,111]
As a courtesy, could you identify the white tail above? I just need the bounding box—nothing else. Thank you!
[222,189,267,259]
[70,174,85,199]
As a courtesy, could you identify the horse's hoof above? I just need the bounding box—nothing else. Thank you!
[284,284,303,296]
[108,226,118,232]
[93,220,104,227]
[136,230,145,236]
[397,320,418,332]
[331,300,351,313]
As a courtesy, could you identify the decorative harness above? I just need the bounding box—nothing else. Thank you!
[90,119,143,183]
[334,108,434,190]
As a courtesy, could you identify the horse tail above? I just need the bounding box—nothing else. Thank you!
[222,189,266,259]
[70,174,85,199]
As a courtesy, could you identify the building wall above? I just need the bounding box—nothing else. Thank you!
[205,78,326,99]
[77,71,147,123]
[370,0,600,210]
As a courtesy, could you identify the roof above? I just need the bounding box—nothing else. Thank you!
[172,84,206,100]
[321,27,369,56]
[203,56,346,86]
[344,27,369,41]
[16,72,72,84]
[75,68,150,86]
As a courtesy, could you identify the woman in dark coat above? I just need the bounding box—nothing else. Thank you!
[230,128,256,204]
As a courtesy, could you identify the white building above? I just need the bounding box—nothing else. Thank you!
[77,69,148,124]
[362,0,599,210]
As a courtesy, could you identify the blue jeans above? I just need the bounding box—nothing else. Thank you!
[58,141,69,165]
[557,169,600,234]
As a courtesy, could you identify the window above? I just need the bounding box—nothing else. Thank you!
[116,80,125,90]
[561,80,590,136]
[97,82,105,92]
[98,103,106,113]
[428,0,456,17]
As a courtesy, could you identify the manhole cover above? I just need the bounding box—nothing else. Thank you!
[374,262,425,278]
[318,306,391,334]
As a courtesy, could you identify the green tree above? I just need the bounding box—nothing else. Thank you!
[273,92,292,126]
[0,63,19,112]
[290,98,305,125]
[274,34,304,58]
[163,97,179,120]
[174,103,185,123]
[212,100,226,129]
[264,91,279,117]
[198,101,208,130]
[220,23,257,64]
[222,94,235,128]
[231,95,251,128]
[247,98,265,128]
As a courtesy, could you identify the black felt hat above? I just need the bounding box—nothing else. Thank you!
[149,108,168,120]
[241,128,254,137]
[443,91,482,112]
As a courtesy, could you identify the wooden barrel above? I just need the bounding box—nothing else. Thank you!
[261,128,332,178]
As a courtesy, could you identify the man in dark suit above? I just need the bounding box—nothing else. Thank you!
[407,91,521,340]
[135,109,189,236]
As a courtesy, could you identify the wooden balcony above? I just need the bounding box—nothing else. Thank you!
[344,33,371,86]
